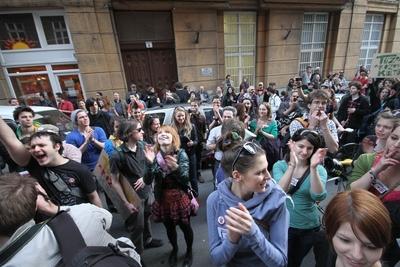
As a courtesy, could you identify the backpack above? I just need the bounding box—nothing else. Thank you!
[48,211,141,267]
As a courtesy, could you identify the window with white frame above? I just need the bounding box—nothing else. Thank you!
[224,12,256,88]
[0,11,71,50]
[358,14,384,70]
[41,16,70,45]
[299,13,328,73]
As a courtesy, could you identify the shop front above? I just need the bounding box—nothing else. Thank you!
[0,10,84,107]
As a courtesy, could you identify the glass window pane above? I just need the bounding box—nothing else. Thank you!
[358,13,384,70]
[41,16,70,45]
[224,12,256,88]
[51,64,79,70]
[10,74,54,106]
[8,65,46,73]
[0,13,41,50]
[299,13,328,72]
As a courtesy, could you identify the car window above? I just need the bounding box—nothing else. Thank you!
[35,110,73,134]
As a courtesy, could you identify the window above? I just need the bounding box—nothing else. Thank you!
[358,14,384,70]
[41,16,70,45]
[0,12,71,50]
[0,14,41,50]
[224,12,256,87]
[299,13,328,73]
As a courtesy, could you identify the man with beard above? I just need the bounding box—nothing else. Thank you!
[0,116,102,207]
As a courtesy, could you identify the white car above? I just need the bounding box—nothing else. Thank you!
[144,103,214,125]
[0,105,73,136]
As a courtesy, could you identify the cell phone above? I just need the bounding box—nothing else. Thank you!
[295,77,303,82]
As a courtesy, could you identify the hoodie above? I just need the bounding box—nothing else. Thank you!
[207,179,289,267]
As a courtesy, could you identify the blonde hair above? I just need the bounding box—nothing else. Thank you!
[154,125,181,153]
[172,106,193,138]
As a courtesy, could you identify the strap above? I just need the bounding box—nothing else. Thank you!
[295,117,309,128]
[0,221,48,266]
[48,211,86,266]
[287,167,310,195]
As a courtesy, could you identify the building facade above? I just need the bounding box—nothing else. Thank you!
[0,0,399,105]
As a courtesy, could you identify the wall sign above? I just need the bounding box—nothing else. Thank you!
[145,41,153,48]
[201,67,213,77]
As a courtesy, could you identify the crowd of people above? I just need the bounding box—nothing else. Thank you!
[0,65,400,267]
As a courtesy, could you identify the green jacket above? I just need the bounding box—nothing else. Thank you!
[248,119,278,142]
[144,149,190,200]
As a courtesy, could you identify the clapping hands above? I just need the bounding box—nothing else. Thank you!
[225,203,254,243]
[310,148,328,168]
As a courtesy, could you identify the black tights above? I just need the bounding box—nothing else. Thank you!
[163,219,193,254]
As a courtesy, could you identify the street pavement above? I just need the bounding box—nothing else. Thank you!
[109,168,399,267]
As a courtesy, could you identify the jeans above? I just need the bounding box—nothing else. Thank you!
[288,226,329,267]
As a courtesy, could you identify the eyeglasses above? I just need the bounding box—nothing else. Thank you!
[231,142,258,172]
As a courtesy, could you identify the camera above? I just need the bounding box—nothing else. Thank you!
[324,157,344,177]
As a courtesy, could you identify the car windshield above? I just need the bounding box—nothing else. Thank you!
[34,110,73,134]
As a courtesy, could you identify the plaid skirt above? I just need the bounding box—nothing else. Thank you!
[152,188,191,224]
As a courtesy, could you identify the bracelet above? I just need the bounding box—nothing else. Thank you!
[369,170,377,181]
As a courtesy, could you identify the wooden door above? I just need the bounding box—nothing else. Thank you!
[121,48,178,93]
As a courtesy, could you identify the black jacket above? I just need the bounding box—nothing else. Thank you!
[337,94,370,129]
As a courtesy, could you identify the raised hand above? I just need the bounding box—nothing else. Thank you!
[165,155,179,171]
[144,144,155,163]
[288,140,298,167]
[310,148,328,169]
[84,127,94,142]
[373,150,400,173]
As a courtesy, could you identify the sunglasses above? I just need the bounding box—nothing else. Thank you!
[133,127,142,132]
[231,142,259,172]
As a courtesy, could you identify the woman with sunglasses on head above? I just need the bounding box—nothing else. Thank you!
[323,189,392,267]
[143,115,161,146]
[172,107,199,197]
[207,138,289,267]
[349,123,400,267]
[272,128,328,267]
[143,125,193,267]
